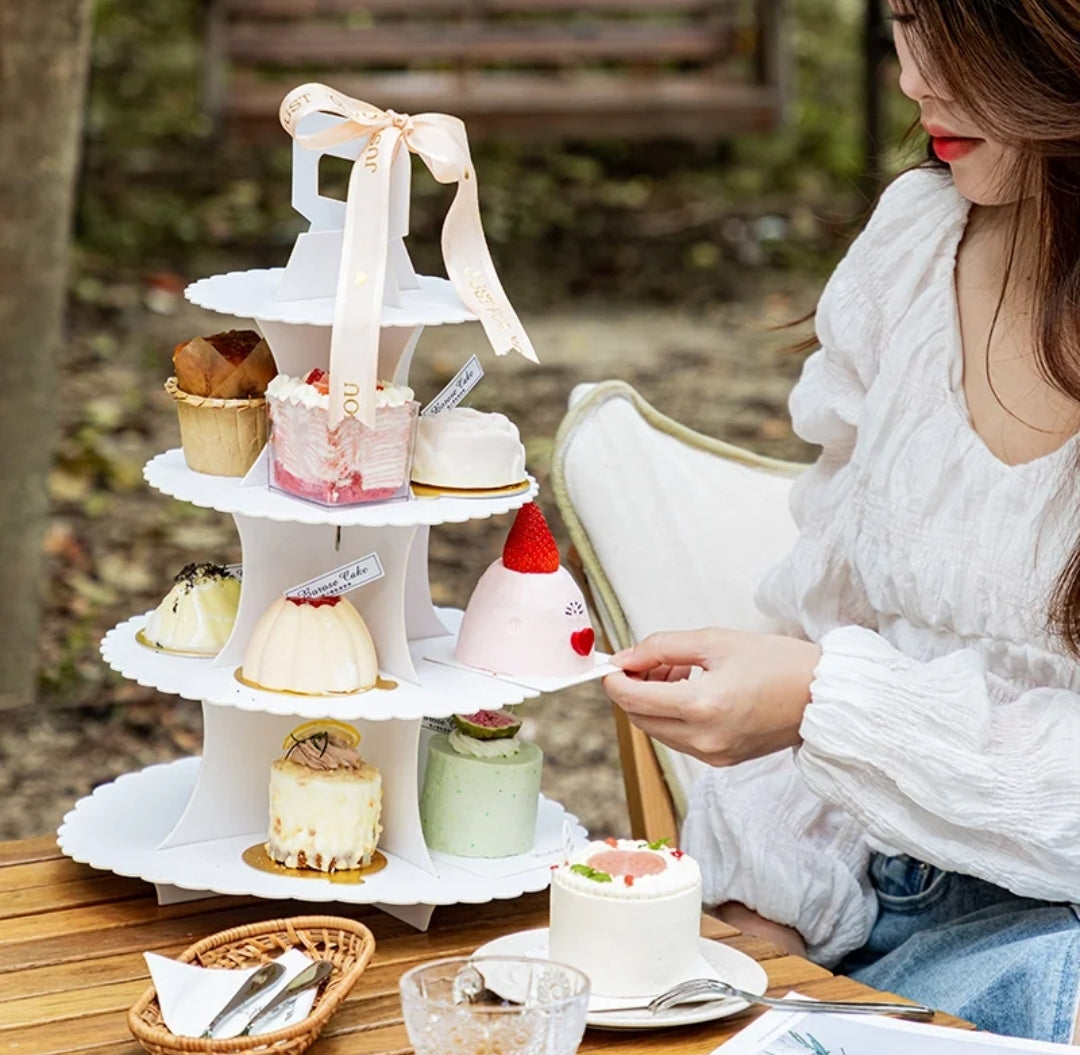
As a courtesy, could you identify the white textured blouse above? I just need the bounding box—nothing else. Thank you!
[681,167,1080,966]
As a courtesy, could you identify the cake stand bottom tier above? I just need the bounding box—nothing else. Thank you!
[57,758,583,905]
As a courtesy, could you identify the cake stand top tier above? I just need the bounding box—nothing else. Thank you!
[145,449,538,528]
[185,271,476,330]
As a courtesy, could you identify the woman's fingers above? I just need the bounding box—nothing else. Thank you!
[611,629,728,674]
[641,664,693,682]
[603,669,699,719]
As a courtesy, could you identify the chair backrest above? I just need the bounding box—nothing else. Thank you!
[551,380,803,841]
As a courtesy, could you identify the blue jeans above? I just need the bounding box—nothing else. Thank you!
[836,854,1080,1043]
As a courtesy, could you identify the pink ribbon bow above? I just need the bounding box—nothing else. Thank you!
[280,83,538,428]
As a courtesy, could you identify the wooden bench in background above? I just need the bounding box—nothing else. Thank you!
[204,0,785,140]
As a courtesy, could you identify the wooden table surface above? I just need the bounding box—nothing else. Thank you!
[0,836,966,1054]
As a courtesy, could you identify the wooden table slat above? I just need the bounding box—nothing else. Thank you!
[0,874,152,921]
[0,837,64,869]
[0,857,104,894]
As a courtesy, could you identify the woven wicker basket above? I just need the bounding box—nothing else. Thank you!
[128,915,375,1055]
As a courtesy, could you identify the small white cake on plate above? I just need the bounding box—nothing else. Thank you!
[411,407,526,489]
[548,838,703,997]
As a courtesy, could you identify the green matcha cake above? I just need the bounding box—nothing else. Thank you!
[419,710,543,858]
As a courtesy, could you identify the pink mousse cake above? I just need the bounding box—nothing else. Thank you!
[455,503,596,678]
[266,369,418,505]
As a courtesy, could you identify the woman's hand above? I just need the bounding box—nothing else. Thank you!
[603,629,822,766]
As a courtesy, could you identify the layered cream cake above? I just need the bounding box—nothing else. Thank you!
[549,838,703,997]
[268,720,382,872]
[419,710,542,857]
[267,369,418,505]
[143,563,240,655]
[455,503,596,678]
[411,407,526,490]
[242,594,378,694]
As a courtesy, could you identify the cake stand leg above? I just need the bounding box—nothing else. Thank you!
[375,902,436,931]
[255,320,330,379]
[405,525,454,640]
[379,325,424,386]
[154,883,213,906]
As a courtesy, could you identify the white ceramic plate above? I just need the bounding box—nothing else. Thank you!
[473,927,768,1031]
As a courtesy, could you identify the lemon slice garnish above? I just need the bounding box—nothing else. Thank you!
[283,719,361,750]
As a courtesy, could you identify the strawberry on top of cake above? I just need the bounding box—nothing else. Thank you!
[454,503,596,678]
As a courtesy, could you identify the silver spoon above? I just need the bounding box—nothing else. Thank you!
[240,959,333,1035]
[201,961,285,1038]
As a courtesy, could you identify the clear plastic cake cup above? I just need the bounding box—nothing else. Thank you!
[266,370,419,506]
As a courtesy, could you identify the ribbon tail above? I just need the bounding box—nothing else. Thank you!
[329,128,398,428]
[441,173,538,364]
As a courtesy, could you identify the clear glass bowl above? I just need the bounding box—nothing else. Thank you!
[399,955,590,1055]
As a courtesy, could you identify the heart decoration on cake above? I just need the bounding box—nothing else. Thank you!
[454,503,598,678]
[570,628,595,657]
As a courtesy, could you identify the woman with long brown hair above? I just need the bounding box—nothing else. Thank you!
[604,0,1080,1042]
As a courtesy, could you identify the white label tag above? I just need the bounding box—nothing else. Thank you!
[421,355,484,416]
[224,563,243,581]
[422,716,456,734]
[286,553,384,599]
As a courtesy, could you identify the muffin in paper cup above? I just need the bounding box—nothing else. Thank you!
[165,376,268,477]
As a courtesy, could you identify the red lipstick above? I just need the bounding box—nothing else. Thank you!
[923,123,982,163]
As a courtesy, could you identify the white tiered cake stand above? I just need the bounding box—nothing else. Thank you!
[57,111,591,930]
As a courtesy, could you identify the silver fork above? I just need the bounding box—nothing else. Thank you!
[647,978,935,1019]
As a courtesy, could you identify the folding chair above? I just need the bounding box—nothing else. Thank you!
[550,380,804,842]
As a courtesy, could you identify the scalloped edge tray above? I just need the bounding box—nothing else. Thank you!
[185,270,476,328]
[58,757,585,906]
[145,449,538,527]
[102,610,541,720]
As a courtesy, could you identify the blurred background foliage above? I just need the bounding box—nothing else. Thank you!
[78,0,916,309]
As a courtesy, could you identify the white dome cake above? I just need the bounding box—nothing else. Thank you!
[410,407,526,490]
[268,720,382,872]
[143,563,240,655]
[419,709,542,857]
[242,594,378,694]
[549,838,703,998]
[455,503,596,678]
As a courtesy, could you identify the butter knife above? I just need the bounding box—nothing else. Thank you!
[201,961,286,1039]
[241,959,333,1036]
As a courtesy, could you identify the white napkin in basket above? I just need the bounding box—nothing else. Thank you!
[145,947,319,1038]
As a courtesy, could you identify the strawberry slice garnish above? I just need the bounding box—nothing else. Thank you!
[502,503,560,574]
[303,368,329,394]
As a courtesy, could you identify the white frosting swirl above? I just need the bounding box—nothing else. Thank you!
[266,374,414,409]
[447,729,522,758]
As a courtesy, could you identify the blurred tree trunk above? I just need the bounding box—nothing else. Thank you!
[0,0,93,709]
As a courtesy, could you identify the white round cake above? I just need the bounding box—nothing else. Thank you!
[548,838,703,998]
[410,407,526,489]
[241,595,378,694]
